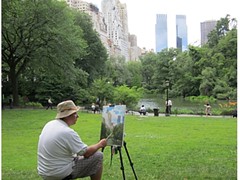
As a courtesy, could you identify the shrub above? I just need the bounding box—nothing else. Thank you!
[186,96,216,103]
[113,85,143,109]
[25,102,43,108]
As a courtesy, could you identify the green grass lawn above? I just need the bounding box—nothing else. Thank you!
[2,109,237,179]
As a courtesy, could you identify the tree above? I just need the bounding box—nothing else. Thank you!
[171,52,200,97]
[126,61,143,87]
[140,52,158,90]
[104,56,129,86]
[90,78,115,106]
[204,15,237,99]
[113,85,143,109]
[153,48,179,94]
[207,14,237,48]
[2,0,86,105]
[73,11,108,83]
[199,67,217,96]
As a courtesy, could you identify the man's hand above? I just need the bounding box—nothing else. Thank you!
[99,139,107,148]
[83,139,108,158]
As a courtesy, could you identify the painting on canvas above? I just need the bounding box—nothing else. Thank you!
[100,105,126,146]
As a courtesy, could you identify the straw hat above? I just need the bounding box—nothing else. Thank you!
[56,100,80,119]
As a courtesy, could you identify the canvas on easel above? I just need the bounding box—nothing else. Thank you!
[100,105,126,146]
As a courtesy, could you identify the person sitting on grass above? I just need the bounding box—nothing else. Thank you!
[37,100,107,180]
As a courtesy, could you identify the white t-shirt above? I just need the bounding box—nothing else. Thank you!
[37,119,87,179]
[168,100,172,106]
[140,106,146,111]
[166,100,172,106]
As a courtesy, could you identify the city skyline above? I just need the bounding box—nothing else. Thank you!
[176,15,188,51]
[155,14,168,52]
[86,0,238,51]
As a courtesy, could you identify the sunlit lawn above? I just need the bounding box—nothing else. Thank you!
[2,109,237,179]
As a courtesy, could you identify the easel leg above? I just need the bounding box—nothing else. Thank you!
[117,146,126,180]
[123,141,138,180]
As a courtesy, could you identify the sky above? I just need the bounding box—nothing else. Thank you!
[86,0,238,51]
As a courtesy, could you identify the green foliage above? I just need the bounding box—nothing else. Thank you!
[2,0,108,106]
[113,85,143,108]
[140,44,235,98]
[186,96,217,103]
[199,67,216,96]
[2,3,237,108]
[207,14,236,48]
[25,102,43,108]
[90,78,115,105]
[104,56,129,86]
[2,0,87,105]
[172,107,194,115]
[152,48,180,93]
[73,11,108,82]
[140,52,158,90]
[126,61,143,87]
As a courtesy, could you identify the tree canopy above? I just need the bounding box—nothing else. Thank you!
[2,0,107,105]
[139,15,237,100]
[2,3,237,109]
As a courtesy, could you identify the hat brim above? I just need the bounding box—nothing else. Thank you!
[56,106,80,119]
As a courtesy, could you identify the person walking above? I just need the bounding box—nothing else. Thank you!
[46,98,53,110]
[204,103,211,117]
[38,100,107,180]
[167,99,172,114]
[165,99,172,114]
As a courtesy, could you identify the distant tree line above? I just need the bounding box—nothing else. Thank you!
[140,15,237,101]
[2,0,237,108]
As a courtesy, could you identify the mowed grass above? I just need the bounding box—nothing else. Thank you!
[2,109,237,180]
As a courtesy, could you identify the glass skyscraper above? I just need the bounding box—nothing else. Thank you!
[155,14,188,52]
[155,14,168,53]
[176,15,188,51]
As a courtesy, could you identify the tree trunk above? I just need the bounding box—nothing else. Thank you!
[9,66,19,107]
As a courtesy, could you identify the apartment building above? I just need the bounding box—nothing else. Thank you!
[200,20,217,46]
[65,0,141,61]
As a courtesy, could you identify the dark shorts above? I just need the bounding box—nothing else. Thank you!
[71,151,103,179]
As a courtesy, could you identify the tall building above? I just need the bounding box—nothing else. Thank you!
[155,14,188,52]
[65,0,142,61]
[118,3,130,60]
[176,15,188,51]
[201,20,217,46]
[65,0,109,54]
[155,14,168,53]
[101,0,129,60]
[129,34,142,61]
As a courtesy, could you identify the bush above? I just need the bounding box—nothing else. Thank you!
[113,85,143,109]
[217,93,229,100]
[25,102,43,108]
[219,109,235,116]
[172,108,194,115]
[186,96,216,103]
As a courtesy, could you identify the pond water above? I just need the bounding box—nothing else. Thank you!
[137,97,230,111]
